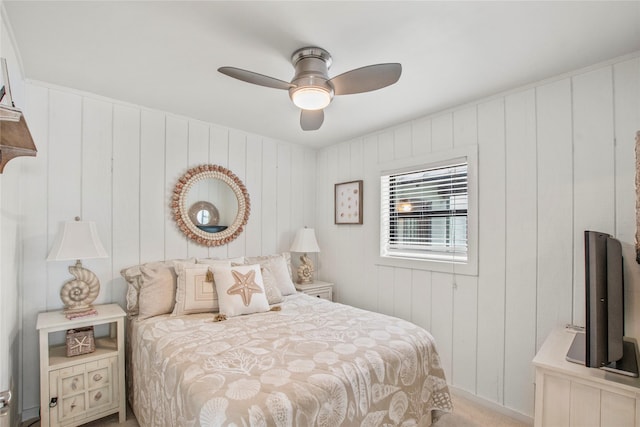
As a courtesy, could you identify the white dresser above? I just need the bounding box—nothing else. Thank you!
[533,327,640,427]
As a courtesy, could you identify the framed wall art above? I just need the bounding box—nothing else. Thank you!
[335,180,363,224]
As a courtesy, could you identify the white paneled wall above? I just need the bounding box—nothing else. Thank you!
[18,82,317,417]
[316,55,640,418]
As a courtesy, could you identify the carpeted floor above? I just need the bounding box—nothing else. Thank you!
[23,394,530,426]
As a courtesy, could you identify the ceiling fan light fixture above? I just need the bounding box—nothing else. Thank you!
[290,87,332,110]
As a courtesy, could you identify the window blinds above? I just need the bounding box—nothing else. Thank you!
[380,160,468,262]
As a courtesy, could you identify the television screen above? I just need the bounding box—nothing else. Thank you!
[566,230,638,377]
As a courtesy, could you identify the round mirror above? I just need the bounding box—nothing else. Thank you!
[171,164,250,246]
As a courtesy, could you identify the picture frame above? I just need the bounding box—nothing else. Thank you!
[335,180,363,224]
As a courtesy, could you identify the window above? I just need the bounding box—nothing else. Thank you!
[381,158,469,264]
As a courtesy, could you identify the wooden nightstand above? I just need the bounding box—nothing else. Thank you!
[295,280,334,301]
[36,304,126,427]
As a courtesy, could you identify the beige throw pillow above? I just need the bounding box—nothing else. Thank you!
[173,260,230,315]
[245,253,297,295]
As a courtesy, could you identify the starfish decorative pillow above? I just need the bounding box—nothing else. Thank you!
[212,264,270,317]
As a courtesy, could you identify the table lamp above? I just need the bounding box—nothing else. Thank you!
[47,217,108,316]
[290,227,320,284]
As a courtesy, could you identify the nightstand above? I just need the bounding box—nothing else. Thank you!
[295,280,334,301]
[36,304,126,427]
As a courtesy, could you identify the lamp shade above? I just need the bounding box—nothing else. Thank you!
[290,228,320,253]
[47,220,108,261]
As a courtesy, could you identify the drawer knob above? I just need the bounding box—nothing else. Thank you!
[93,374,103,382]
[94,391,102,401]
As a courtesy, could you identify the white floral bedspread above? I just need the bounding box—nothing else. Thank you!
[129,293,451,426]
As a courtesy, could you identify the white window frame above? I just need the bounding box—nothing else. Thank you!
[378,146,478,276]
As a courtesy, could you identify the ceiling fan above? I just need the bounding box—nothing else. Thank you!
[218,47,402,131]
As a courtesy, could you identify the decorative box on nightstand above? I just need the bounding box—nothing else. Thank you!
[36,304,126,427]
[295,280,334,301]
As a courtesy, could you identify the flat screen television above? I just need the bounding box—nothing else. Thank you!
[566,230,638,377]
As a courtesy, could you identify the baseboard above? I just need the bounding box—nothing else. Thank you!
[449,386,534,426]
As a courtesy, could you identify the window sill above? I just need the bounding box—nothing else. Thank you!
[376,255,478,276]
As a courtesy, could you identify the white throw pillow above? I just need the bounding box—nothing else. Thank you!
[212,264,270,317]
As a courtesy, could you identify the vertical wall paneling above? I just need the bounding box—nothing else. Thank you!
[393,268,412,321]
[47,90,83,308]
[164,116,189,260]
[260,139,278,255]
[276,143,292,253]
[244,134,263,257]
[394,124,412,159]
[290,146,304,232]
[451,274,477,393]
[227,131,247,258]
[613,58,640,341]
[412,117,432,156]
[503,89,537,415]
[377,265,395,316]
[410,270,432,332]
[139,110,166,263]
[21,84,50,411]
[535,79,574,349]
[359,136,379,311]
[572,67,615,325]
[451,101,479,394]
[111,105,141,307]
[453,106,478,148]
[302,149,316,228]
[81,98,113,307]
[431,113,454,151]
[475,97,507,404]
[378,130,394,162]
[323,146,340,284]
[20,82,318,417]
[430,272,454,381]
[314,148,329,281]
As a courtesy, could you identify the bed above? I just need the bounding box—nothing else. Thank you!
[122,255,452,426]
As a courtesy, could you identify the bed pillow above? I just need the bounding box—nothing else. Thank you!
[260,264,284,305]
[172,260,231,315]
[212,264,270,317]
[197,256,246,265]
[137,263,179,320]
[121,259,193,318]
[245,253,297,295]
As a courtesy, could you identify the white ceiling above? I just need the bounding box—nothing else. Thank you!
[4,1,640,148]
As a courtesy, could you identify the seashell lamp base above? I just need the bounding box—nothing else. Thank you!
[60,260,101,314]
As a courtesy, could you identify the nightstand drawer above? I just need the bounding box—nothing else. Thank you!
[308,290,332,300]
[49,356,118,424]
[295,280,334,301]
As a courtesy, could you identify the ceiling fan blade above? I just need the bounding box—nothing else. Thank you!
[218,66,294,90]
[329,63,402,95]
[300,109,324,131]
